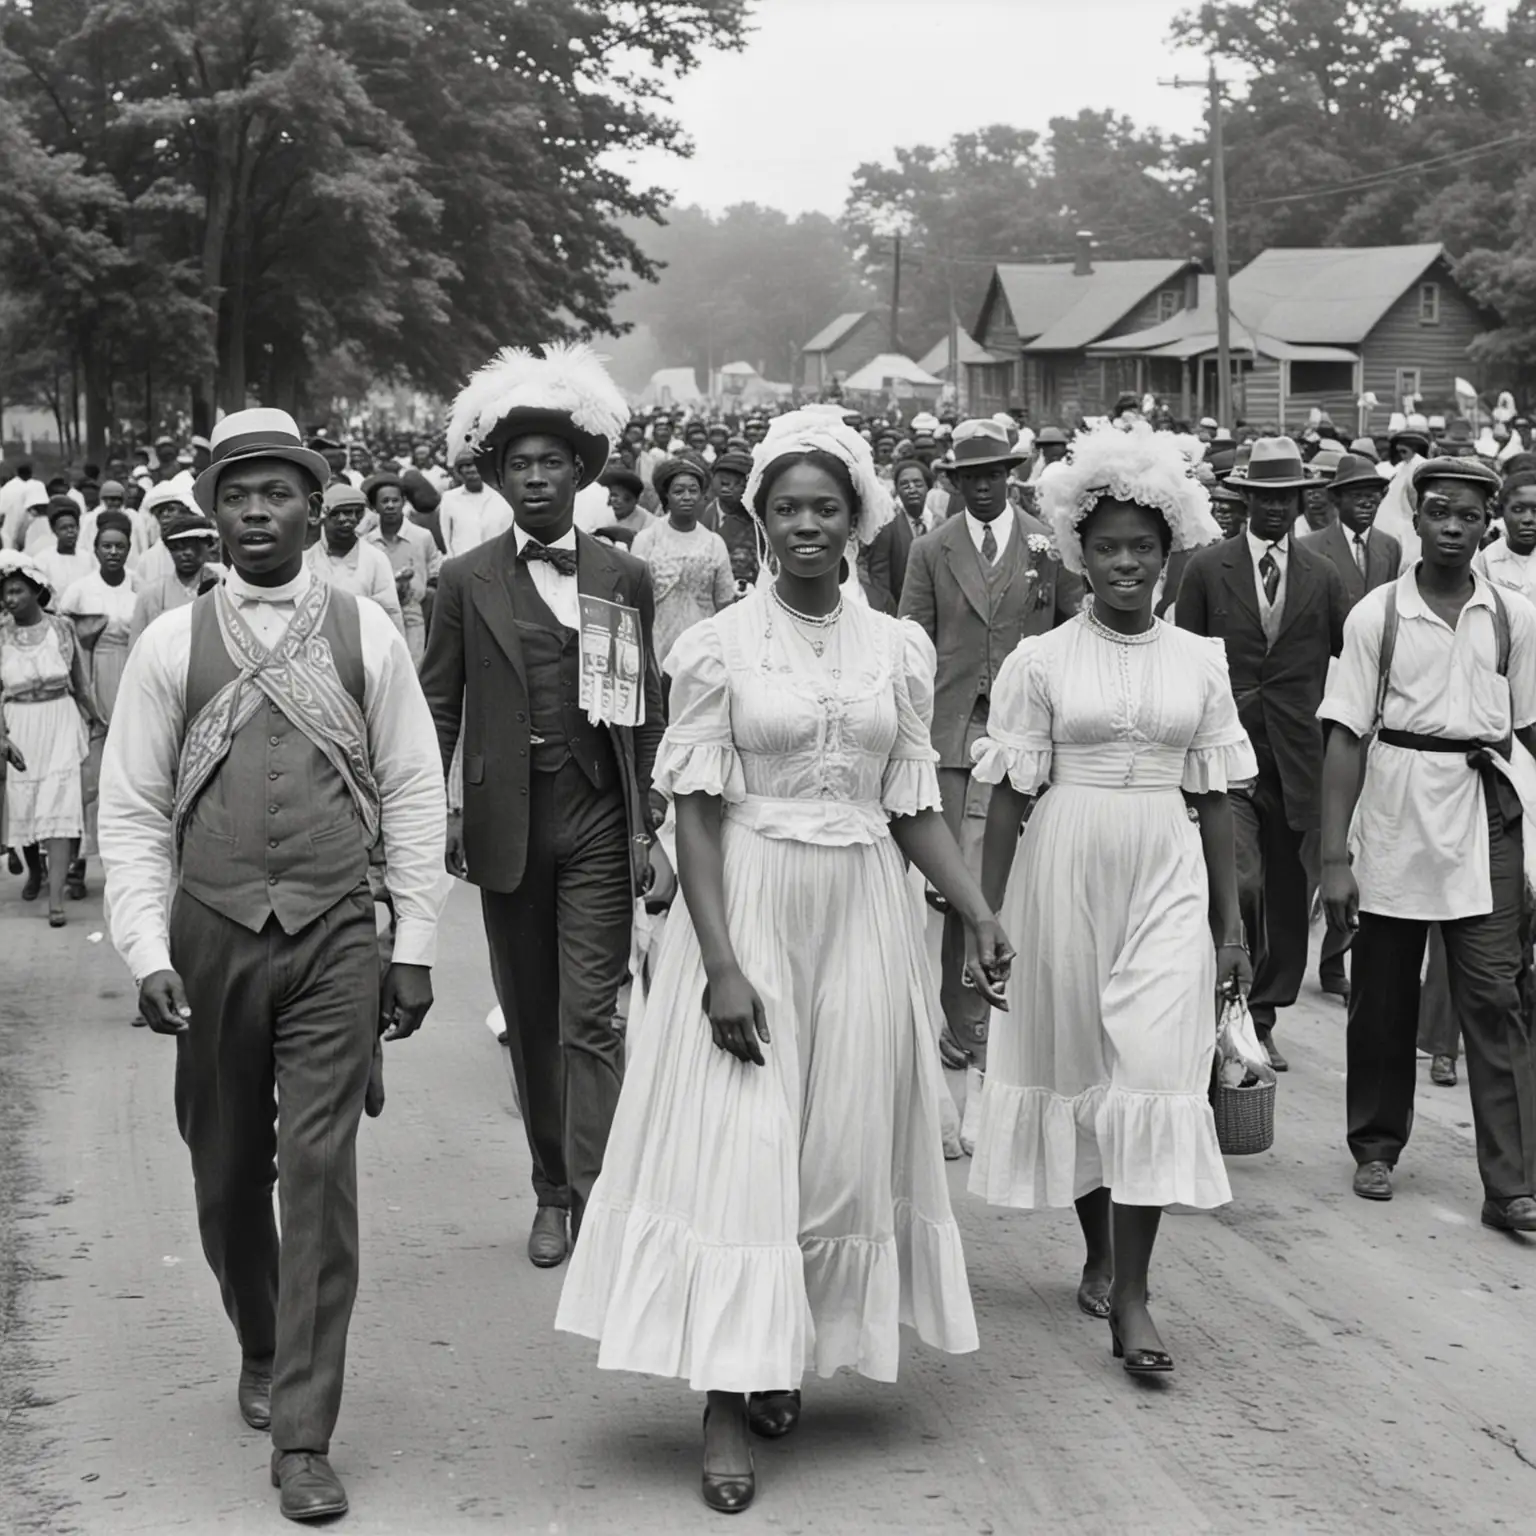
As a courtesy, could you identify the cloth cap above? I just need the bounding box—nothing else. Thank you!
[1411,456,1501,497]
[194,408,330,514]
[1035,427,1068,447]
[711,449,754,478]
[162,510,218,542]
[142,481,194,517]
[98,479,126,499]
[323,482,368,513]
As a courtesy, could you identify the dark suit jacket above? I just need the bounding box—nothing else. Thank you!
[898,508,1083,766]
[1175,536,1349,830]
[418,527,666,894]
[1155,539,1221,619]
[1298,520,1401,607]
[863,510,917,615]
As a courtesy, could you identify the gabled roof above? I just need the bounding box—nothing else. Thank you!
[841,353,943,391]
[802,311,873,354]
[983,258,1194,353]
[918,328,998,375]
[1229,244,1447,344]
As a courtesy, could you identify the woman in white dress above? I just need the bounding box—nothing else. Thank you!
[969,424,1256,1376]
[0,553,97,924]
[557,407,1013,1514]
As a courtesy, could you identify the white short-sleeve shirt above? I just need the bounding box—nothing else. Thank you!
[1318,568,1536,919]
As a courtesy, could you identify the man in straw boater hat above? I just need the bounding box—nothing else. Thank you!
[1176,436,1350,1071]
[1321,454,1536,1226]
[899,417,1081,1144]
[98,406,448,1522]
[418,344,665,1270]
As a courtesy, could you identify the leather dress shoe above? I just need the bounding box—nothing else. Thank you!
[1353,1160,1393,1201]
[1482,1196,1536,1233]
[1319,972,1349,1001]
[746,1389,802,1439]
[528,1207,569,1268]
[270,1450,348,1521]
[1258,1028,1289,1072]
[238,1358,273,1430]
[701,1406,755,1514]
[1430,1055,1458,1087]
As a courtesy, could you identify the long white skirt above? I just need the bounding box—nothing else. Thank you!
[968,784,1231,1212]
[556,819,978,1392]
[2,696,87,845]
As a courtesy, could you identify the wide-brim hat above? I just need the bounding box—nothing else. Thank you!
[1329,454,1388,493]
[445,343,628,491]
[949,419,1027,470]
[1232,435,1310,491]
[194,408,331,514]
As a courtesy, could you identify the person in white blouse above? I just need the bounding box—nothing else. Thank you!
[303,481,405,635]
[97,407,446,1524]
[1322,455,1536,1230]
[436,451,513,557]
[1476,468,1536,607]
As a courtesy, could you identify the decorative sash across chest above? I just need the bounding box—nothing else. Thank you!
[172,580,380,853]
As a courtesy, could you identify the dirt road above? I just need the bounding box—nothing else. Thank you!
[4,877,1536,1535]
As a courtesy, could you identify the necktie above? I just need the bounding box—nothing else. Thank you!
[1353,533,1368,575]
[980,521,998,566]
[520,540,577,577]
[1259,546,1281,606]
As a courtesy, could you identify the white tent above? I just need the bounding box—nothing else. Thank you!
[841,353,943,397]
[637,367,703,409]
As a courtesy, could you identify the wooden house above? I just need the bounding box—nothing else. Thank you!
[966,240,1203,420]
[1087,244,1488,433]
[798,312,885,392]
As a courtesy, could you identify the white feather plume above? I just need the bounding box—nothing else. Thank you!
[1039,421,1220,574]
[445,342,629,467]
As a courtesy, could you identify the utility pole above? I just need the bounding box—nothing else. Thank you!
[1161,57,1233,429]
[889,231,903,353]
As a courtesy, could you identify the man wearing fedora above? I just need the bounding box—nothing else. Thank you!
[900,417,1081,1115]
[418,344,664,1270]
[1299,453,1401,1000]
[1177,436,1350,1069]
[98,407,448,1521]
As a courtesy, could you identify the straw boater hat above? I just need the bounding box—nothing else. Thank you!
[1232,436,1311,492]
[445,343,628,491]
[193,408,331,515]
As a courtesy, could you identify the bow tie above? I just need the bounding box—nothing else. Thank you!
[519,540,577,577]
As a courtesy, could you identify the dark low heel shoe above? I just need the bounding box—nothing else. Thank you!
[270,1450,348,1522]
[527,1206,569,1268]
[238,1358,273,1430]
[746,1388,801,1439]
[701,1407,755,1514]
[1110,1321,1174,1375]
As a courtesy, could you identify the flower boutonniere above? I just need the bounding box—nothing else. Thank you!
[1024,532,1056,607]
[1025,532,1056,560]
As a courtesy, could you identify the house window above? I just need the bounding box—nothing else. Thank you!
[1157,288,1180,322]
[1289,360,1354,394]
[1419,282,1441,325]
[1396,367,1423,405]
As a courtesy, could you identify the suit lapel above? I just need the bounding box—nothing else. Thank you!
[942,516,991,623]
[1367,531,1394,591]
[1275,541,1321,643]
[471,530,527,689]
[1324,522,1365,602]
[1220,544,1263,631]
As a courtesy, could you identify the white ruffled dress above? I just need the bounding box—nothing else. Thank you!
[556,589,978,1391]
[968,614,1257,1212]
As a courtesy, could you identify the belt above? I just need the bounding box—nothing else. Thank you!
[1378,728,1522,825]
[3,684,69,705]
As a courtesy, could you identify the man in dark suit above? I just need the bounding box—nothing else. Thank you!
[900,420,1081,1106]
[1300,452,1401,1000]
[1177,436,1350,1070]
[419,346,664,1269]
[865,455,930,613]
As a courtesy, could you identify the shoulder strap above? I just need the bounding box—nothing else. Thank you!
[1491,584,1511,677]
[1373,584,1398,730]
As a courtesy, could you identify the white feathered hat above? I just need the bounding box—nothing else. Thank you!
[445,342,629,489]
[1038,421,1220,574]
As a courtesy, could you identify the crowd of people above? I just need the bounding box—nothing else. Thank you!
[3,353,1535,1524]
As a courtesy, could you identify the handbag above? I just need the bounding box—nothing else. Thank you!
[1211,993,1276,1156]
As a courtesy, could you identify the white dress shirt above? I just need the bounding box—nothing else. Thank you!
[304,537,406,634]
[1319,569,1536,920]
[572,481,613,536]
[513,523,580,629]
[98,566,448,980]
[439,483,514,558]
[964,507,1014,565]
[1246,528,1290,644]
[1475,538,1536,609]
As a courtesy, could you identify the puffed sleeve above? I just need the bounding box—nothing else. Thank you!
[651,618,746,802]
[882,619,944,816]
[1182,636,1259,793]
[970,634,1052,793]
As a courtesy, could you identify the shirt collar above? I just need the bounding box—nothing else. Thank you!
[964,509,1004,540]
[513,523,577,554]
[226,565,313,605]
[1396,563,1498,621]
[1246,528,1289,561]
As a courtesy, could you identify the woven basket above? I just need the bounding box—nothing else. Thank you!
[1213,1077,1275,1156]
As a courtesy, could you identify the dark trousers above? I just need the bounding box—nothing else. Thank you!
[170,885,378,1453]
[1232,746,1311,1030]
[480,759,631,1219]
[937,702,992,1058]
[1347,800,1535,1200]
[1416,927,1462,1059]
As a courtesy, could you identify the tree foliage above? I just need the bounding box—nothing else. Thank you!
[0,0,747,452]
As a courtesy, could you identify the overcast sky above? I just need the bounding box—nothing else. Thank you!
[618,0,1515,219]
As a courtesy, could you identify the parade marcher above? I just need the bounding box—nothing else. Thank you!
[98,406,447,1521]
[130,484,199,583]
[631,456,736,670]
[361,475,440,665]
[35,501,94,600]
[864,456,927,613]
[556,405,1011,1515]
[59,508,138,722]
[128,511,222,647]
[1176,437,1349,1070]
[1300,452,1401,1000]
[598,468,654,538]
[418,343,665,1271]
[1320,455,1536,1229]
[437,450,514,557]
[0,551,97,925]
[5,479,52,554]
[305,481,406,635]
[899,418,1081,1122]
[706,449,760,594]
[1477,469,1536,606]
[971,422,1252,1368]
